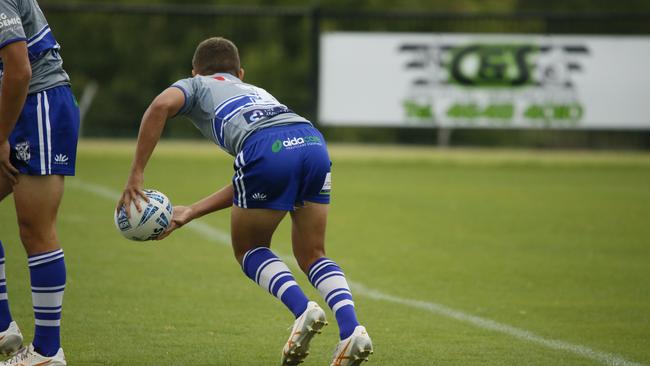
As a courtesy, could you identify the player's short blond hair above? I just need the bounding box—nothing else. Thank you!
[192,37,241,76]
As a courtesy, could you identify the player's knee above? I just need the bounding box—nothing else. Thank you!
[234,251,245,265]
[232,245,250,266]
[17,219,55,249]
[296,249,325,274]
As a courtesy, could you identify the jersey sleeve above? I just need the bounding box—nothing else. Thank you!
[170,77,197,116]
[0,0,26,49]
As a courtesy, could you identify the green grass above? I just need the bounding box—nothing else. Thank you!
[1,140,649,365]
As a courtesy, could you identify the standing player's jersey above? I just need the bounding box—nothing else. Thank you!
[0,0,70,93]
[172,73,311,156]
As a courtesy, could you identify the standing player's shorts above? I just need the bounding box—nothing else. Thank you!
[9,85,80,176]
[233,123,331,210]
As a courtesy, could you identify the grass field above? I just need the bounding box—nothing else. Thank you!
[1,141,649,365]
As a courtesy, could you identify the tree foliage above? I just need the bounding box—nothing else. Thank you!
[40,0,650,140]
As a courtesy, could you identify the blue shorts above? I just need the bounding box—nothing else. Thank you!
[233,123,331,211]
[9,85,80,176]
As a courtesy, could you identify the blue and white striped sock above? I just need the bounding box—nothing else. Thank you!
[29,249,66,357]
[242,247,309,318]
[308,258,360,340]
[0,241,13,331]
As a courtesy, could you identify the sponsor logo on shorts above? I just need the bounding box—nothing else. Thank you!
[15,141,30,162]
[251,192,268,201]
[54,154,69,165]
[272,140,283,153]
[0,13,21,28]
[271,135,322,153]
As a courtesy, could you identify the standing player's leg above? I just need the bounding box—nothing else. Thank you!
[0,177,12,201]
[0,85,76,366]
[291,202,373,366]
[12,175,66,360]
[0,177,23,356]
[231,206,326,365]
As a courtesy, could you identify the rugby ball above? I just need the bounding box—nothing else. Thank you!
[114,189,173,241]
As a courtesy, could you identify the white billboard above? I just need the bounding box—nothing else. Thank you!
[319,32,650,129]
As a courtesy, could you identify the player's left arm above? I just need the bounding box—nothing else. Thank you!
[157,183,234,240]
[0,41,31,184]
[118,87,185,216]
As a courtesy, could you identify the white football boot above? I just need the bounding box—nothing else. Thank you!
[330,325,373,366]
[0,344,66,366]
[0,322,23,356]
[281,301,328,365]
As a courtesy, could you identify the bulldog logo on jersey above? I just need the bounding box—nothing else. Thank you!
[15,141,31,162]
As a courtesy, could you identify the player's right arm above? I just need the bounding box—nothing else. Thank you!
[118,87,185,216]
[157,183,234,240]
[0,0,30,184]
[0,40,31,184]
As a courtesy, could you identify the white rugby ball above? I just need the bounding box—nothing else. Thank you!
[114,189,173,241]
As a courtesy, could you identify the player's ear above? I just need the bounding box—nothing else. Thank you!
[191,69,197,77]
[238,68,245,81]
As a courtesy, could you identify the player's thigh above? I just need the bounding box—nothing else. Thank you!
[290,201,329,272]
[230,205,287,263]
[0,176,13,202]
[12,175,64,253]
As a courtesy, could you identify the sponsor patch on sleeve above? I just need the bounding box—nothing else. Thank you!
[320,172,332,195]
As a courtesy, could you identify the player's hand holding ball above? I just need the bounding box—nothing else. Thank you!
[156,205,194,240]
[117,173,148,217]
[114,189,173,241]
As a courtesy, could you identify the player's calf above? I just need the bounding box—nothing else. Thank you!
[308,258,360,340]
[308,258,374,364]
[28,249,66,357]
[241,247,309,318]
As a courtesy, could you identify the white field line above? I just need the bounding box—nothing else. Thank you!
[69,179,646,366]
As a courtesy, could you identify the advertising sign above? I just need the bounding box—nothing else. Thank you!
[319,32,650,129]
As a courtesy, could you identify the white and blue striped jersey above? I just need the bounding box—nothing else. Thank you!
[0,0,70,94]
[172,73,311,156]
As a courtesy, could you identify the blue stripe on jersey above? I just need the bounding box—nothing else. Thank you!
[28,25,51,43]
[27,26,59,62]
[213,94,258,146]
